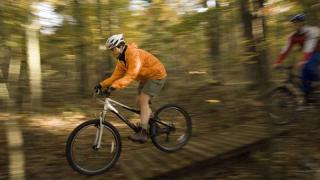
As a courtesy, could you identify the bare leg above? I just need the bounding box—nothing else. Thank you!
[128,92,151,143]
[139,92,152,129]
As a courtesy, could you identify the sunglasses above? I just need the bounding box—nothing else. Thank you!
[109,45,122,51]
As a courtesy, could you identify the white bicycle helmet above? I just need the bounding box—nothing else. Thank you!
[106,34,125,49]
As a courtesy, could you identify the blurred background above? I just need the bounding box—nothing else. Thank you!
[0,0,319,109]
[0,0,320,179]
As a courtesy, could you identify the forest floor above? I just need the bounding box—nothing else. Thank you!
[1,79,320,179]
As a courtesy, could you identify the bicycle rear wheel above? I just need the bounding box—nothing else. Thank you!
[150,104,192,152]
[66,119,121,175]
[266,86,298,125]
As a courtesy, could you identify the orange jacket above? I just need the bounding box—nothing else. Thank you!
[100,43,167,89]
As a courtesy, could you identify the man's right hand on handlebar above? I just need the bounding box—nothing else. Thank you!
[101,86,115,96]
[106,86,115,95]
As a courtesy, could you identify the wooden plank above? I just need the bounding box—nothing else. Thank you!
[199,130,266,150]
[234,130,269,139]
[189,140,235,153]
[176,147,207,162]
[163,149,195,167]
[184,143,215,158]
[188,136,240,156]
[132,151,158,178]
[223,128,268,140]
[145,150,180,170]
[119,160,142,180]
[204,134,248,147]
[120,122,282,180]
[233,125,267,133]
[134,149,170,177]
[218,127,269,139]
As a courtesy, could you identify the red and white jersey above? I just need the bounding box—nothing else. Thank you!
[276,25,320,64]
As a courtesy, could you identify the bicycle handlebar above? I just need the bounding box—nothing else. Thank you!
[93,90,111,105]
[96,89,111,97]
[94,86,116,97]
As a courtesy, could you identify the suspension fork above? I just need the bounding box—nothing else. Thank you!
[94,110,107,149]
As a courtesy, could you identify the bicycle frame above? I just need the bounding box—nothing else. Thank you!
[94,97,140,148]
[102,98,141,132]
[281,66,302,91]
[93,95,173,149]
[277,66,320,102]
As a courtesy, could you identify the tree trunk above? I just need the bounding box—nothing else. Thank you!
[207,10,220,57]
[240,0,269,91]
[26,20,42,108]
[240,0,259,89]
[207,2,222,82]
[73,0,88,97]
[95,0,113,81]
[254,0,269,91]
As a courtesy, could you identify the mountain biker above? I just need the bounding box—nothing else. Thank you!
[94,34,167,143]
[273,13,320,104]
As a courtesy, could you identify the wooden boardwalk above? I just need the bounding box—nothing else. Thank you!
[119,123,279,180]
[0,111,288,179]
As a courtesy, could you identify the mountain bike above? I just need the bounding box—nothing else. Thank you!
[266,65,320,125]
[65,90,192,175]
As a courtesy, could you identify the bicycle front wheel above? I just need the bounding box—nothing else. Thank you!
[266,86,298,125]
[150,104,192,152]
[66,119,121,175]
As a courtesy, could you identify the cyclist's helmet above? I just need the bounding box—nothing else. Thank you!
[106,34,125,49]
[290,13,305,22]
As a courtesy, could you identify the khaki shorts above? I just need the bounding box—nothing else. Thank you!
[138,79,166,97]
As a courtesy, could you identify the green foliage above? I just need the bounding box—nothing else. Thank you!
[1,0,320,99]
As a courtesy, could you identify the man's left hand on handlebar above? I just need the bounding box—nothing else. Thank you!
[94,84,102,93]
[94,84,115,96]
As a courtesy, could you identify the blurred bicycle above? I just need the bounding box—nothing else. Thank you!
[65,89,192,175]
[266,65,320,125]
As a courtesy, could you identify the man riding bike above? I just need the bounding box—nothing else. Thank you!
[94,34,167,143]
[273,13,320,104]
